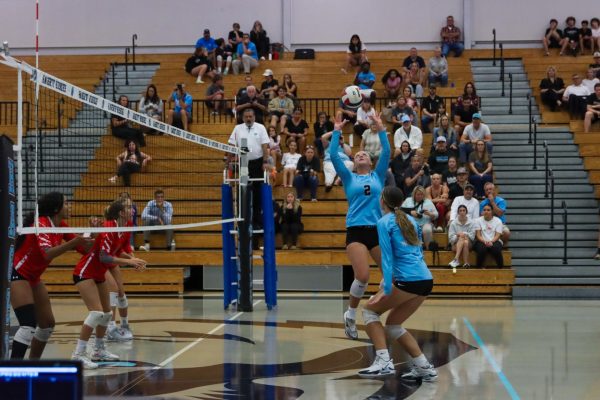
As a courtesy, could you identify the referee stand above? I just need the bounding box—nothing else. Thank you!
[222,138,277,311]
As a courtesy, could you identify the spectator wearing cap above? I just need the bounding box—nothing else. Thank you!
[259,69,279,100]
[421,85,444,133]
[196,29,218,65]
[480,182,510,246]
[232,33,259,75]
[562,73,591,118]
[448,166,469,199]
[394,115,423,156]
[449,183,479,223]
[591,52,600,78]
[428,136,451,175]
[440,15,464,57]
[428,47,449,87]
[459,113,492,164]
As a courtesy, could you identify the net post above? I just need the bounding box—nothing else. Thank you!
[221,182,237,309]
[261,183,277,309]
[237,138,253,312]
[0,135,16,359]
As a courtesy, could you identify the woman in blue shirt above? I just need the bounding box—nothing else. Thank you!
[357,186,437,382]
[330,113,390,340]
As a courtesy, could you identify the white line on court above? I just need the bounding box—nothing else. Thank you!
[152,299,263,370]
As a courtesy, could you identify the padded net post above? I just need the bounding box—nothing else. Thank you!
[237,140,253,312]
[221,183,237,309]
[261,183,277,309]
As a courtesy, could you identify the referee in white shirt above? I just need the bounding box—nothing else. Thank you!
[228,108,270,229]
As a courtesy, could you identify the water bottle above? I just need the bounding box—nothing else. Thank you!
[268,53,272,61]
[171,240,176,251]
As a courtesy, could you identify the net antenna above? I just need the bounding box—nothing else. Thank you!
[0,51,242,235]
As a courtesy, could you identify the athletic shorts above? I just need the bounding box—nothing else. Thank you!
[346,226,379,250]
[10,269,41,287]
[394,279,434,296]
[72,275,105,285]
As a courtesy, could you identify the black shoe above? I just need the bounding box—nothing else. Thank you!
[325,185,333,193]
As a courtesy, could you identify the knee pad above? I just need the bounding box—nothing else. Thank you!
[349,279,367,299]
[99,312,113,327]
[14,326,36,346]
[14,304,37,328]
[117,295,128,309]
[83,311,105,329]
[109,292,118,308]
[362,308,381,325]
[386,325,407,340]
[33,327,54,343]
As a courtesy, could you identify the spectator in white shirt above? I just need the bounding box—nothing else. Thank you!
[394,115,423,156]
[583,68,600,92]
[474,204,504,268]
[449,183,479,222]
[353,99,376,144]
[563,73,591,117]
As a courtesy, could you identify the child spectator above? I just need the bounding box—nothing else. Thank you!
[281,140,301,187]
[267,126,282,165]
[342,34,367,74]
[205,75,226,115]
[313,112,333,158]
[381,69,403,99]
[214,38,232,76]
[277,191,303,250]
[354,99,376,140]
[354,61,376,100]
[448,204,475,269]
[543,19,563,56]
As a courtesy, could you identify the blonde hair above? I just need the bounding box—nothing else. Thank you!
[411,185,426,201]
[283,191,300,213]
[381,186,420,246]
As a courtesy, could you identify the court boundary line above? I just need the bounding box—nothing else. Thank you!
[463,317,521,400]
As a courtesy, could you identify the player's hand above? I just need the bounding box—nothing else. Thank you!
[333,115,347,132]
[130,258,147,271]
[369,112,385,132]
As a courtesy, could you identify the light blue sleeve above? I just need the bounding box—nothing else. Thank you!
[164,202,174,223]
[377,218,394,296]
[374,130,390,182]
[141,201,157,221]
[329,130,352,184]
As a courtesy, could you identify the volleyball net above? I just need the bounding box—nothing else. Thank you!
[0,52,242,236]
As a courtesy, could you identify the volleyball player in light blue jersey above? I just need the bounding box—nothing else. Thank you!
[357,186,437,381]
[330,113,390,340]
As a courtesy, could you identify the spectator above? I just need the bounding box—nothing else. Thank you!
[139,189,174,251]
[391,96,415,131]
[167,84,192,131]
[267,125,282,165]
[342,34,367,74]
[583,68,600,92]
[205,74,226,115]
[402,86,418,113]
[402,47,426,85]
[354,61,376,100]
[563,73,591,118]
[421,85,444,133]
[468,140,494,199]
[138,84,163,124]
[560,16,581,56]
[186,47,216,84]
[277,191,303,250]
[284,107,309,151]
[250,20,270,60]
[111,95,146,146]
[108,140,150,187]
[474,204,504,268]
[443,156,459,186]
[313,111,333,158]
[214,38,233,76]
[453,97,477,137]
[584,83,600,133]
[480,182,510,246]
[457,82,480,108]
[448,166,470,203]
[232,33,259,75]
[195,29,217,64]
[428,136,451,175]
[539,66,565,111]
[235,85,267,124]
[428,47,449,87]
[448,204,475,268]
[282,74,298,99]
[259,69,279,100]
[321,131,353,191]
[440,15,464,57]
[403,156,431,197]
[449,183,479,222]
[268,87,294,132]
[281,140,301,188]
[401,185,438,249]
[354,99,376,139]
[360,121,387,163]
[591,52,600,78]
[406,63,425,98]
[592,20,600,56]
[236,75,253,98]
[459,113,493,164]
[294,145,320,202]
[394,115,423,155]
[228,23,244,51]
[389,140,414,189]
[581,20,593,55]
[381,69,403,99]
[426,173,449,232]
[543,19,563,56]
[433,115,458,157]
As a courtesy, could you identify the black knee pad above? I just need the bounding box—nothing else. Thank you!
[14,304,37,328]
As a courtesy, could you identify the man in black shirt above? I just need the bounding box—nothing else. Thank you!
[584,83,600,132]
[590,52,600,78]
[236,75,254,99]
[448,167,469,200]
[259,69,279,100]
[235,86,267,124]
[421,85,443,133]
[228,23,244,50]
[543,19,563,55]
[428,136,450,174]
[453,97,478,137]
[560,16,581,56]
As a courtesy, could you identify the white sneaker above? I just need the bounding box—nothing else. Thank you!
[434,226,444,233]
[170,240,176,251]
[91,347,120,361]
[139,243,150,252]
[106,326,133,341]
[223,68,229,76]
[448,259,460,268]
[343,310,358,340]
[400,363,438,382]
[358,355,395,378]
[72,351,98,369]
[120,326,134,340]
[195,75,204,84]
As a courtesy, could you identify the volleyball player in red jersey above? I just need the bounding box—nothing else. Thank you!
[10,192,91,359]
[71,199,147,369]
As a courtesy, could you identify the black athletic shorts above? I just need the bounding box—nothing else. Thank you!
[10,269,26,282]
[72,275,105,285]
[346,226,379,250]
[394,279,434,296]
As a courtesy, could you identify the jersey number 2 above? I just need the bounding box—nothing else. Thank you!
[363,185,371,196]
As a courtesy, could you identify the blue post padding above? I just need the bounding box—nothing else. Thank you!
[261,183,277,308]
[221,184,237,309]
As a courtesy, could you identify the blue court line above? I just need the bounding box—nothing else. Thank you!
[463,317,521,400]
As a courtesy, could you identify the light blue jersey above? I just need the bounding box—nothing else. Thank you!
[377,212,432,295]
[330,129,390,227]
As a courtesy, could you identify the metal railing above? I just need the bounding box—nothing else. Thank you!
[543,140,550,197]
[492,29,497,66]
[532,117,538,170]
[549,168,555,228]
[124,48,130,85]
[561,201,568,264]
[131,34,138,71]
[527,93,532,144]
[499,43,505,96]
[508,73,513,114]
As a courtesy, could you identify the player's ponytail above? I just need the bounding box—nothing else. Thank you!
[105,199,125,221]
[15,192,65,251]
[381,186,420,246]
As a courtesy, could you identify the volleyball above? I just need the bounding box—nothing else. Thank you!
[341,85,364,109]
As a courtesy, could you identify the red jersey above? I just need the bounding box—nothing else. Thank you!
[73,220,133,281]
[13,216,79,285]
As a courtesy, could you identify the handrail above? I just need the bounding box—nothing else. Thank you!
[57,98,64,147]
[527,93,532,144]
[132,34,138,71]
[124,48,130,86]
[532,117,538,170]
[499,44,505,97]
[543,140,549,198]
[561,200,568,264]
[508,73,513,113]
[111,63,116,102]
[492,29,497,66]
[549,169,555,228]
